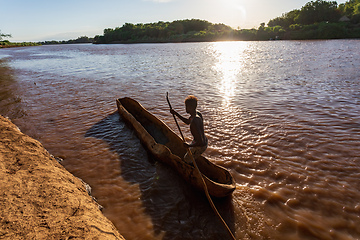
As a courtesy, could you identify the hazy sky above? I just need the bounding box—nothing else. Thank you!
[1,0,347,42]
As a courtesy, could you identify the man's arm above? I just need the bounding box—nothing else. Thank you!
[170,109,191,125]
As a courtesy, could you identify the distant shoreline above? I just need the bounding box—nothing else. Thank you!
[95,37,360,45]
[1,36,360,49]
[0,41,40,48]
[93,19,360,44]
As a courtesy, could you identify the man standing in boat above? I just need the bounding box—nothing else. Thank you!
[170,95,208,164]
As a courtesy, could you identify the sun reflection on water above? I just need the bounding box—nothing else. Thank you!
[210,41,248,105]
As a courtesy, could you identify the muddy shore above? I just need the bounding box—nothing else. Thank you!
[0,115,124,239]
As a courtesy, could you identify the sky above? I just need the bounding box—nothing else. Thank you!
[1,0,348,42]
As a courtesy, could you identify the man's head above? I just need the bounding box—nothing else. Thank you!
[185,95,197,113]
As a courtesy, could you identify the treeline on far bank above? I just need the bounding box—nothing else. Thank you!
[39,36,94,45]
[0,35,92,48]
[94,0,360,43]
[0,40,41,48]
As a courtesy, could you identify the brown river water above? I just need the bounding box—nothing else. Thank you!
[0,40,359,240]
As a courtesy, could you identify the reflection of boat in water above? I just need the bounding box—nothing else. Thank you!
[116,97,236,198]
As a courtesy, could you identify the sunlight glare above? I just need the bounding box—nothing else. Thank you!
[211,41,248,105]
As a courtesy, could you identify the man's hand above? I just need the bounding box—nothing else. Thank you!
[183,142,190,148]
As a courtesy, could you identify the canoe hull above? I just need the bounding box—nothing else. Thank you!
[116,97,236,197]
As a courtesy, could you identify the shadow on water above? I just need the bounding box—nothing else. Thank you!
[85,111,235,240]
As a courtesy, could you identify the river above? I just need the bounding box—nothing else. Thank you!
[0,40,359,240]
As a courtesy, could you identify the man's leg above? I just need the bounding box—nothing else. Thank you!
[183,146,206,164]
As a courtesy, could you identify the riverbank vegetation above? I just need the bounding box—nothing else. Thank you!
[266,0,360,40]
[0,30,40,48]
[0,40,41,48]
[94,0,360,43]
[39,36,94,45]
[0,30,90,48]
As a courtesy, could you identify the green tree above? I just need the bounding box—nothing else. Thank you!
[356,3,360,14]
[340,0,360,16]
[178,19,212,33]
[297,0,341,25]
[268,10,300,28]
[94,19,220,43]
[0,30,12,40]
[340,0,360,23]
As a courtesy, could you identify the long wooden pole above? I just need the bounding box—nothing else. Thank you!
[166,92,185,141]
[166,92,236,240]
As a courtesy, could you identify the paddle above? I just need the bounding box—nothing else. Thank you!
[166,92,236,240]
[166,92,185,141]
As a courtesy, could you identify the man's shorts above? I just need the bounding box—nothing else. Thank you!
[183,144,207,164]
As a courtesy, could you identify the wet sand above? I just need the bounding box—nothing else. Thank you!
[0,115,124,239]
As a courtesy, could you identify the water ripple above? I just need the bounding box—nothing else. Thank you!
[1,40,359,239]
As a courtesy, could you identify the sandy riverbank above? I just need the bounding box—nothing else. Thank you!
[0,115,124,239]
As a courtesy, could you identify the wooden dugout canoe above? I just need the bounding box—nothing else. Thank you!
[116,97,236,198]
